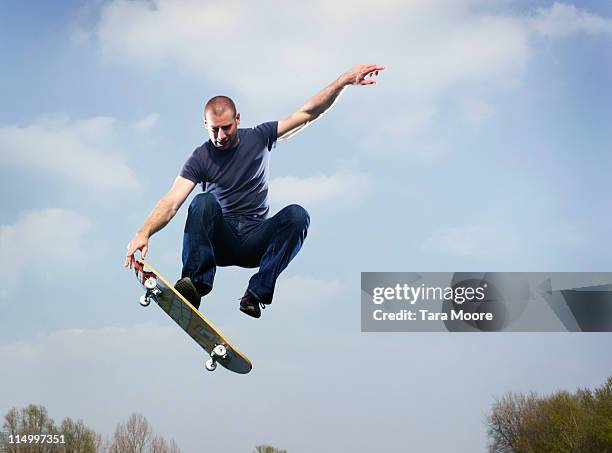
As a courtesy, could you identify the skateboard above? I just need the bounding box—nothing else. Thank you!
[133,259,252,374]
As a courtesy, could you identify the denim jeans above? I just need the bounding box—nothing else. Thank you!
[181,193,310,304]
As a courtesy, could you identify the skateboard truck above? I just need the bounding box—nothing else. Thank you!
[134,261,162,307]
[139,277,161,307]
[205,344,228,372]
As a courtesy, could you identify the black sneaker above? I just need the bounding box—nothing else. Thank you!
[174,277,202,310]
[239,289,266,319]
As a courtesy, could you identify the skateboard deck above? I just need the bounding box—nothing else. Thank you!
[133,259,252,374]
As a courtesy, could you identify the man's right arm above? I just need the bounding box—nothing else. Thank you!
[124,176,196,268]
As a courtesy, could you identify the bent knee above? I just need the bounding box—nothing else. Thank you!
[283,204,310,229]
[188,193,221,215]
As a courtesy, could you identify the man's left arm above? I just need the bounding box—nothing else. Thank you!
[277,64,384,141]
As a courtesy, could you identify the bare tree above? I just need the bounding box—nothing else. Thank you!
[487,392,539,453]
[1,408,20,453]
[2,407,180,453]
[107,414,180,453]
[150,435,180,453]
[254,445,288,453]
[1,405,59,453]
[60,417,101,453]
[108,414,151,453]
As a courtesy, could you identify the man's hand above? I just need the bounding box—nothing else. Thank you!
[122,176,196,269]
[124,232,150,269]
[339,64,385,87]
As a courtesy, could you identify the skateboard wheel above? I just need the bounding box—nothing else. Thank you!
[205,359,217,372]
[144,277,157,290]
[139,295,150,307]
[212,345,227,358]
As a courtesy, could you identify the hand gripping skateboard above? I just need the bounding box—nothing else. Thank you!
[133,259,252,374]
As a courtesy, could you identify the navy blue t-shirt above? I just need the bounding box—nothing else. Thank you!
[180,121,278,217]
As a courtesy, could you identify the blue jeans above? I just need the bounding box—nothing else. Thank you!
[181,193,310,304]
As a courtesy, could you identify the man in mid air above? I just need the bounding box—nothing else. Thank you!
[125,64,384,318]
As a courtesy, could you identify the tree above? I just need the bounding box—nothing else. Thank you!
[254,445,288,453]
[60,417,104,453]
[487,392,539,453]
[150,435,180,453]
[108,414,151,453]
[1,406,179,453]
[487,376,612,452]
[1,404,59,453]
[107,413,181,453]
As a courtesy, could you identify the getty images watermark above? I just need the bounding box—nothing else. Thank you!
[361,272,612,332]
[371,282,489,322]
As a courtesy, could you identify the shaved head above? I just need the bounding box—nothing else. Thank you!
[204,95,237,118]
[203,95,241,150]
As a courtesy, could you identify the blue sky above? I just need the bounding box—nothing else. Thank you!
[1,1,612,452]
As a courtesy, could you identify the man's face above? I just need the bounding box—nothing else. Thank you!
[205,109,240,150]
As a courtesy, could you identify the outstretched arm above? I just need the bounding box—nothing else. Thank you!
[124,176,196,268]
[277,64,384,141]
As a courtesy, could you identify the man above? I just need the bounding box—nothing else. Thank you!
[125,64,384,318]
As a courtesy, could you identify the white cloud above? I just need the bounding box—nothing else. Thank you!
[420,221,588,260]
[82,1,612,155]
[0,209,91,289]
[458,96,495,128]
[0,323,191,441]
[272,275,345,318]
[0,115,140,191]
[79,0,534,163]
[1,319,608,453]
[421,225,491,257]
[0,323,168,365]
[528,2,612,38]
[421,225,518,256]
[269,173,371,207]
[360,104,438,154]
[85,0,532,102]
[132,113,160,133]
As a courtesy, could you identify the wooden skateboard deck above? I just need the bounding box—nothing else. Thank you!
[133,259,252,374]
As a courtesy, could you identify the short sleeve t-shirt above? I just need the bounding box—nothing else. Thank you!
[180,121,278,217]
